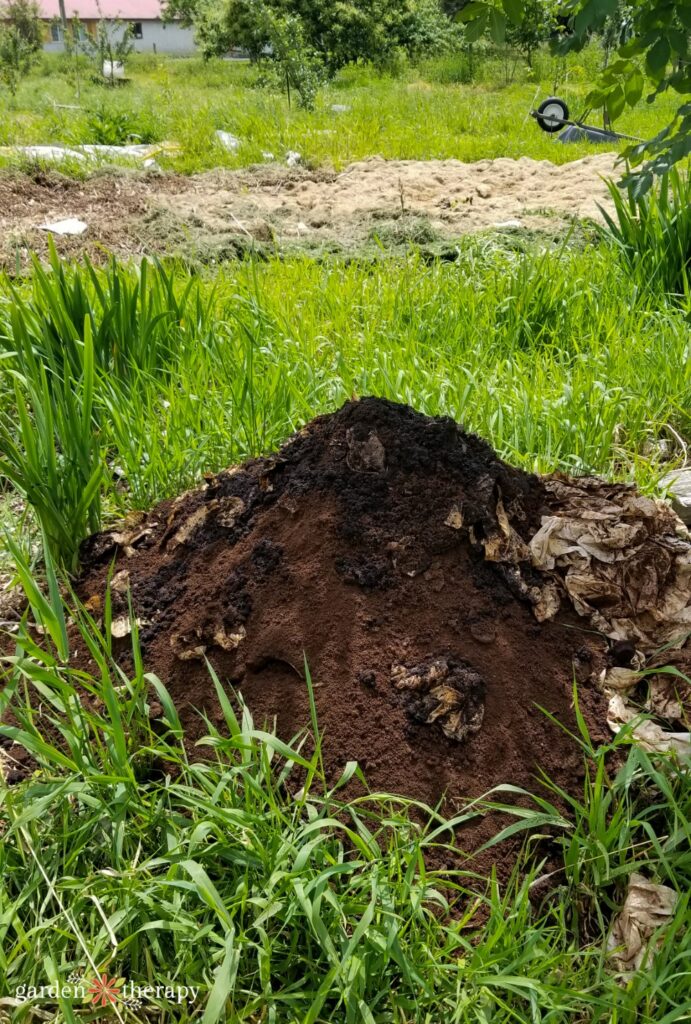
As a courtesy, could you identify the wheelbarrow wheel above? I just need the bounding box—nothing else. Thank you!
[536,97,569,133]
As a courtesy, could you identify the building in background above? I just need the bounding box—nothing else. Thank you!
[38,1,197,54]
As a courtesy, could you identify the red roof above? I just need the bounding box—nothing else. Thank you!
[39,1,164,17]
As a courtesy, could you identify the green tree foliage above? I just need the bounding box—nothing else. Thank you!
[560,0,691,190]
[255,8,324,108]
[601,0,635,65]
[2,0,42,50]
[455,0,526,45]
[166,0,453,70]
[0,0,42,97]
[506,0,560,67]
[459,0,691,190]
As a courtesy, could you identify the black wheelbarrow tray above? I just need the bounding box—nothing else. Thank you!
[531,96,643,144]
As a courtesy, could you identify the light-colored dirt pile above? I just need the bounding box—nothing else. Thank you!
[168,152,618,241]
[0,153,618,264]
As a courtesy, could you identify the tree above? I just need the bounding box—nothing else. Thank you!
[506,0,560,68]
[262,11,324,108]
[458,0,691,192]
[2,0,42,50]
[165,0,453,70]
[601,1,635,67]
[0,0,42,98]
[80,11,134,84]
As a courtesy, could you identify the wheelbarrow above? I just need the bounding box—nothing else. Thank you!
[530,96,643,145]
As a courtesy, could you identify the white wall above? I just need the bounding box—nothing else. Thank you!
[44,19,197,55]
[131,20,196,54]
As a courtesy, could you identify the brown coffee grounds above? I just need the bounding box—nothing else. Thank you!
[75,398,611,869]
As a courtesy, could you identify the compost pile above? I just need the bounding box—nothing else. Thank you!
[75,399,690,832]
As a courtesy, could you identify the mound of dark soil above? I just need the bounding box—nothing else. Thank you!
[77,398,611,861]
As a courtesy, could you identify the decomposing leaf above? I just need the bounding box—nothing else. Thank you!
[607,873,679,976]
[444,505,463,530]
[346,429,386,473]
[482,495,531,564]
[607,695,691,756]
[213,625,246,651]
[526,476,691,648]
[648,676,686,722]
[171,631,207,661]
[170,506,208,550]
[111,569,130,594]
[600,666,643,693]
[531,581,561,622]
[110,525,154,558]
[391,657,485,742]
[216,496,246,529]
[111,616,144,639]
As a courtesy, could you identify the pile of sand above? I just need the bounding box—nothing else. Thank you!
[166,153,617,243]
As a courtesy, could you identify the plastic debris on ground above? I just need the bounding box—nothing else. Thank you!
[215,130,242,153]
[1,142,179,166]
[7,145,86,163]
[39,218,88,235]
[559,124,620,144]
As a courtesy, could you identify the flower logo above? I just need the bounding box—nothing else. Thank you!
[86,973,123,1008]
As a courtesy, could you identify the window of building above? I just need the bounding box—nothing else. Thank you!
[130,22,143,39]
[50,22,63,42]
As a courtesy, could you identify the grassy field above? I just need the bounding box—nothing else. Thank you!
[1,46,691,1024]
[0,47,683,173]
[1,236,690,564]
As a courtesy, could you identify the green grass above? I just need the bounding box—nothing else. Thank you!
[0,47,683,174]
[1,229,689,568]
[599,166,691,302]
[1,594,690,1023]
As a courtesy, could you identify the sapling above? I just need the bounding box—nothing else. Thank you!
[0,0,41,100]
[79,1,134,85]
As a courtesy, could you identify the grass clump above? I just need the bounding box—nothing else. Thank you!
[599,167,691,304]
[369,214,440,246]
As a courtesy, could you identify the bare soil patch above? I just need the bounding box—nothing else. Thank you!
[0,153,617,266]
